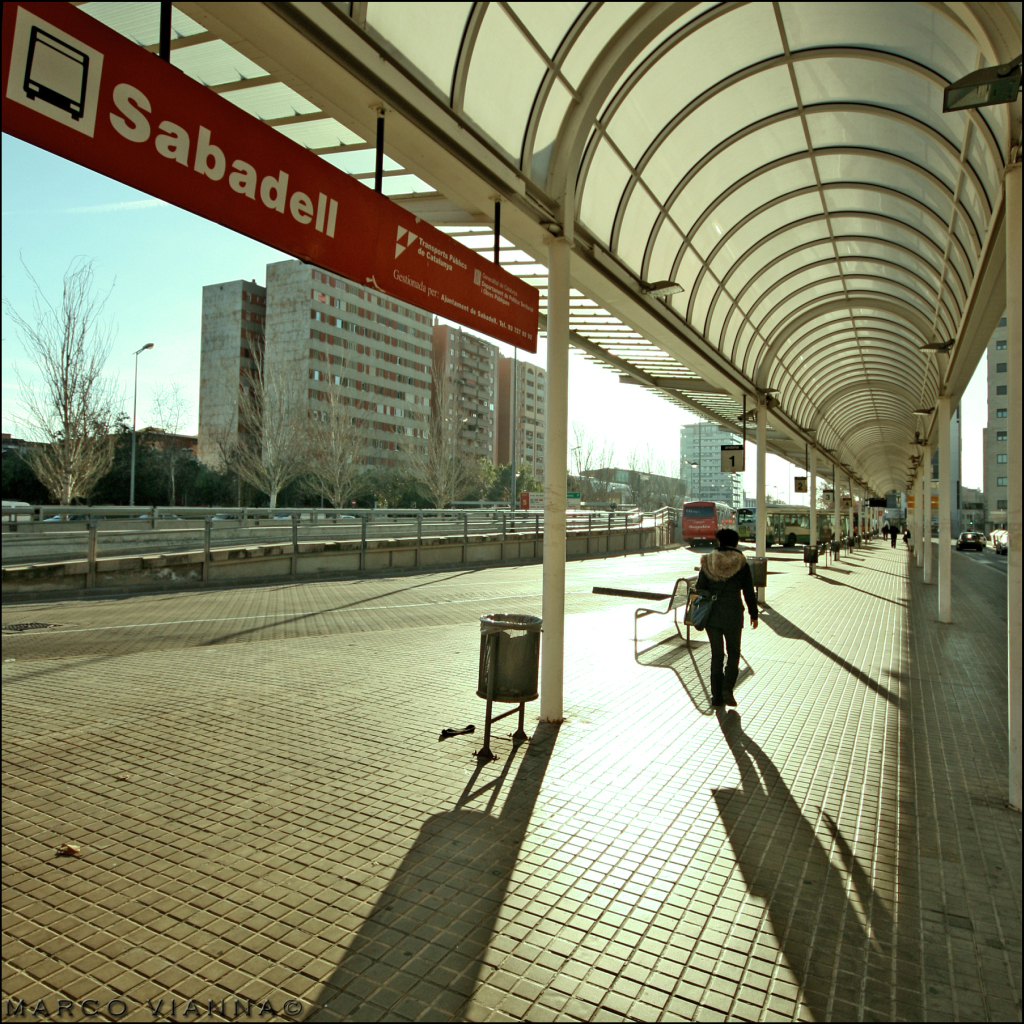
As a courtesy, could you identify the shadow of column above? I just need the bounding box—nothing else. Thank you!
[307,723,559,1022]
[757,607,901,707]
[712,711,904,1020]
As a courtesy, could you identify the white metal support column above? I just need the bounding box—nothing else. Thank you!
[923,446,933,583]
[1005,158,1021,811]
[833,462,840,561]
[540,235,570,723]
[921,468,929,573]
[938,396,952,622]
[809,447,817,545]
[755,400,767,602]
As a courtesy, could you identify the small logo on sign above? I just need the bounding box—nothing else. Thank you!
[6,8,104,137]
[395,226,418,258]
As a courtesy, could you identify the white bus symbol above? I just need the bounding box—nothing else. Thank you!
[23,25,89,121]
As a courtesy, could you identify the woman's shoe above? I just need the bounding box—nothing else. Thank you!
[724,691,737,706]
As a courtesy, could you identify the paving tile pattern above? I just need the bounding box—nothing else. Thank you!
[2,544,1019,1021]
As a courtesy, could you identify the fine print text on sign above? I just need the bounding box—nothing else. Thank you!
[720,444,745,473]
[1,2,538,351]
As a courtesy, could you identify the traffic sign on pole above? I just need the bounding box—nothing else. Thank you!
[720,444,745,472]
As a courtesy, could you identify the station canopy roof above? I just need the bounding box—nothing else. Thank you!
[84,2,1022,495]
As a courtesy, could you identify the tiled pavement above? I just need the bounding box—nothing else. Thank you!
[2,542,1020,1021]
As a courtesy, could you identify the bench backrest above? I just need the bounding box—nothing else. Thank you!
[669,577,690,610]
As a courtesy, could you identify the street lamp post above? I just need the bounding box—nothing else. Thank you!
[129,343,154,507]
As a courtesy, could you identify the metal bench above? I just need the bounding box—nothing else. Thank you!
[632,576,697,646]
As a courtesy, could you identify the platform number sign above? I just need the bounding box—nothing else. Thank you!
[794,476,808,493]
[720,444,745,472]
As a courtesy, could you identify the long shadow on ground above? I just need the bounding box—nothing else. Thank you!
[307,723,559,1022]
[713,711,906,1020]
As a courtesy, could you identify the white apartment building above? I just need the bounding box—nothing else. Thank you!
[983,314,1009,530]
[679,422,743,506]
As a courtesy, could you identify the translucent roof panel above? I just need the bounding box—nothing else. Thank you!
[463,4,548,160]
[603,5,783,167]
[364,3,471,98]
[80,1,204,45]
[509,2,585,58]
[636,66,796,205]
[170,39,269,86]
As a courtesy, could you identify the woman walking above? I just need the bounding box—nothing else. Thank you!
[696,528,759,709]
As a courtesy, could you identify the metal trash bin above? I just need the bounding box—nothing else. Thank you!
[802,545,818,563]
[747,555,768,588]
[476,614,541,759]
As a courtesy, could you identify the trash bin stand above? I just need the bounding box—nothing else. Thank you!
[477,636,527,762]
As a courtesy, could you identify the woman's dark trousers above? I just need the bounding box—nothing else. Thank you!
[707,624,742,704]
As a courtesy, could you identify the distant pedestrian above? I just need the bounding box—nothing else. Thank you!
[882,523,889,540]
[696,529,758,711]
[904,528,911,550]
[891,524,899,548]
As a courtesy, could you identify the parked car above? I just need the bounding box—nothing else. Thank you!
[956,531,985,551]
[991,529,1009,555]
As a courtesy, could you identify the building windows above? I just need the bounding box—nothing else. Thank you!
[996,385,1007,395]
[997,500,1008,510]
[997,431,1007,441]
[996,362,1007,373]
[996,339,1007,350]
[997,476,1008,487]
[997,453,1008,463]
[997,408,1007,418]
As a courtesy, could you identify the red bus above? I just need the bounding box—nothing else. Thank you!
[682,501,737,546]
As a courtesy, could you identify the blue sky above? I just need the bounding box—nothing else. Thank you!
[2,133,988,496]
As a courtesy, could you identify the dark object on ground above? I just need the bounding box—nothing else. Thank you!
[439,724,476,741]
[593,586,672,601]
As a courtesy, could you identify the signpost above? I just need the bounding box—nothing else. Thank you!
[720,444,744,472]
[1,2,538,350]
[566,491,581,508]
[794,476,808,493]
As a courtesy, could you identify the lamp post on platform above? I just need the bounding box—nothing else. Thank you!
[129,343,154,507]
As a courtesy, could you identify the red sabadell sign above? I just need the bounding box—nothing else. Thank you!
[1,2,539,351]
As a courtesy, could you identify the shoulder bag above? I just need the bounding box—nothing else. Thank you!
[687,589,716,631]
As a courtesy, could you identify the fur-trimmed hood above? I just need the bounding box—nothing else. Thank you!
[700,548,747,582]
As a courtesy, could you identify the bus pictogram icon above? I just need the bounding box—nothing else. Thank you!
[23,25,89,121]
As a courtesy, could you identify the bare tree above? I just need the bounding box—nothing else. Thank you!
[305,387,365,508]
[233,360,308,509]
[149,379,193,505]
[570,420,616,502]
[626,446,659,511]
[6,258,122,504]
[410,366,472,508]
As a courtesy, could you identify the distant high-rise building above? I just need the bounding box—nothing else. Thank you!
[496,356,546,484]
[431,324,499,466]
[197,280,266,468]
[198,261,434,471]
[679,423,743,506]
[983,314,1009,531]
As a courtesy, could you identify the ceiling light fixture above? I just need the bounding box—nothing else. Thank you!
[943,54,1022,111]
[914,407,935,415]
[921,340,955,353]
[640,280,684,298]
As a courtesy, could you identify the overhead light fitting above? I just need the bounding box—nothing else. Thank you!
[641,280,684,298]
[943,54,1022,111]
[914,407,935,415]
[921,340,955,352]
